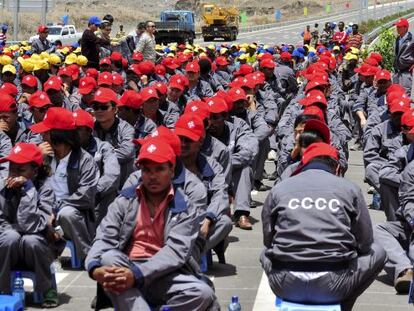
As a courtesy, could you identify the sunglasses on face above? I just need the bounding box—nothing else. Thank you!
[402,125,412,131]
[34,106,51,113]
[93,104,112,111]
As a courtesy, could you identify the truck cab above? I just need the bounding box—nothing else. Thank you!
[155,10,196,44]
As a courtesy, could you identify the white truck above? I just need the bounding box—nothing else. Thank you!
[29,24,83,46]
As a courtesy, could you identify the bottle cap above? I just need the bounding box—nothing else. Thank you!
[232,296,239,303]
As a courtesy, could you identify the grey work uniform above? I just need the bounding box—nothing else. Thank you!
[393,31,414,94]
[261,164,386,311]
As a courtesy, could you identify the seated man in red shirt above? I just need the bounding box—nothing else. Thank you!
[85,139,218,311]
[332,21,348,46]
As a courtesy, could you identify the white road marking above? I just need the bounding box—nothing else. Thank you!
[23,273,69,291]
[252,272,275,311]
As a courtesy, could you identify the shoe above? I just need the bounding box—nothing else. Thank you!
[235,215,253,230]
[262,171,269,180]
[367,186,375,194]
[90,296,96,309]
[267,150,277,160]
[213,240,226,264]
[254,180,271,191]
[250,200,257,208]
[267,171,277,181]
[395,269,413,294]
[42,288,59,308]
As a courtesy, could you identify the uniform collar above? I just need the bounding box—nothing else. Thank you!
[197,154,214,178]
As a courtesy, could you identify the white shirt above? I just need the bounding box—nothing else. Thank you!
[51,152,71,202]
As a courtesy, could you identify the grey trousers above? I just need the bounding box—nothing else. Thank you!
[365,162,381,191]
[393,71,412,95]
[374,221,413,283]
[99,249,217,311]
[58,206,93,262]
[0,229,55,293]
[260,243,386,311]
[379,182,399,221]
[253,138,270,181]
[232,165,253,214]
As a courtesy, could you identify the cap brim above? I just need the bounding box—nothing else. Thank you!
[30,121,51,133]
[78,87,94,95]
[169,83,184,91]
[175,128,200,141]
[137,154,173,164]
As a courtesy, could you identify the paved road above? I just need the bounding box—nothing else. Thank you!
[21,150,411,311]
[195,0,414,45]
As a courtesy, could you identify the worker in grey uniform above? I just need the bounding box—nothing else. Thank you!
[207,96,258,230]
[261,142,387,311]
[74,109,120,225]
[44,76,80,112]
[363,98,409,213]
[0,143,60,307]
[184,61,214,101]
[175,113,232,264]
[85,139,218,311]
[92,87,135,188]
[30,107,98,264]
[375,144,414,294]
[378,109,414,220]
[117,90,156,139]
[274,52,298,103]
[392,18,414,94]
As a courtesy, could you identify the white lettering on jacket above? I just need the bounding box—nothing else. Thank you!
[287,198,341,212]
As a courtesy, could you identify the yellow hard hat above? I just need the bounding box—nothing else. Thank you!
[2,64,16,75]
[350,47,360,55]
[238,54,248,60]
[239,47,246,53]
[344,52,358,61]
[48,54,62,66]
[167,53,175,58]
[207,44,215,50]
[19,59,35,73]
[73,47,81,54]
[31,54,41,61]
[60,47,70,55]
[185,44,193,50]
[40,51,50,60]
[21,41,29,46]
[333,46,340,51]
[0,55,12,66]
[65,53,78,65]
[220,48,228,55]
[249,43,257,49]
[33,60,50,71]
[77,55,88,66]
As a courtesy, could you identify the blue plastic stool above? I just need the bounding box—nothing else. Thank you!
[10,266,57,304]
[65,240,82,269]
[200,249,213,273]
[275,297,341,311]
[0,295,24,311]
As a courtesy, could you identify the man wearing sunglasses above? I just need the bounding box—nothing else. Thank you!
[92,88,135,188]
[135,21,157,63]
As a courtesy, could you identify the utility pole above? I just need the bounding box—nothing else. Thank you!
[41,0,47,24]
[13,0,19,41]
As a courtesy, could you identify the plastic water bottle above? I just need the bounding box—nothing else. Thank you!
[228,295,241,311]
[161,307,171,311]
[275,296,283,311]
[12,271,25,307]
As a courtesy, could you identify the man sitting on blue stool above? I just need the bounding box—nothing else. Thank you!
[261,142,387,311]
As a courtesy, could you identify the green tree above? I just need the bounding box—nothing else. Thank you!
[370,27,396,71]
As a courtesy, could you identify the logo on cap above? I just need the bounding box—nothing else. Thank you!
[40,94,45,99]
[316,95,322,100]
[48,80,54,85]
[147,144,157,153]
[191,106,198,112]
[236,89,241,94]
[208,100,214,106]
[187,121,195,129]
[13,146,21,154]
[151,130,159,137]
[148,89,154,94]
[96,90,102,96]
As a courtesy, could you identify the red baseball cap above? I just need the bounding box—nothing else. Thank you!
[68,64,80,81]
[305,79,328,92]
[119,90,143,110]
[85,68,99,79]
[22,75,38,88]
[303,105,326,123]
[389,97,410,114]
[402,109,414,128]
[228,87,246,103]
[185,61,200,73]
[110,52,123,62]
[44,76,62,92]
[387,91,408,104]
[132,52,144,62]
[127,64,141,76]
[98,72,113,87]
[92,87,120,105]
[37,25,48,33]
[78,77,97,95]
[0,92,17,112]
[304,119,330,144]
[155,64,166,76]
[30,107,76,133]
[58,66,73,78]
[153,82,168,95]
[175,113,205,141]
[375,69,391,81]
[299,90,327,106]
[216,56,229,66]
[354,64,378,77]
[260,53,274,61]
[234,64,254,77]
[369,52,382,63]
[0,142,43,166]
[280,52,292,61]
[73,109,94,129]
[137,140,176,165]
[215,90,233,111]
[364,57,379,67]
[207,96,228,113]
[395,18,409,27]
[28,91,51,108]
[138,61,155,75]
[112,73,124,86]
[99,57,112,66]
[140,87,159,102]
[260,58,276,69]
[301,142,339,165]
[134,126,182,155]
[240,76,256,90]
[387,84,406,95]
[169,75,186,91]
[0,83,18,97]
[162,57,180,70]
[184,100,210,120]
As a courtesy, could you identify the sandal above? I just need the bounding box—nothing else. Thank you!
[42,288,59,308]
